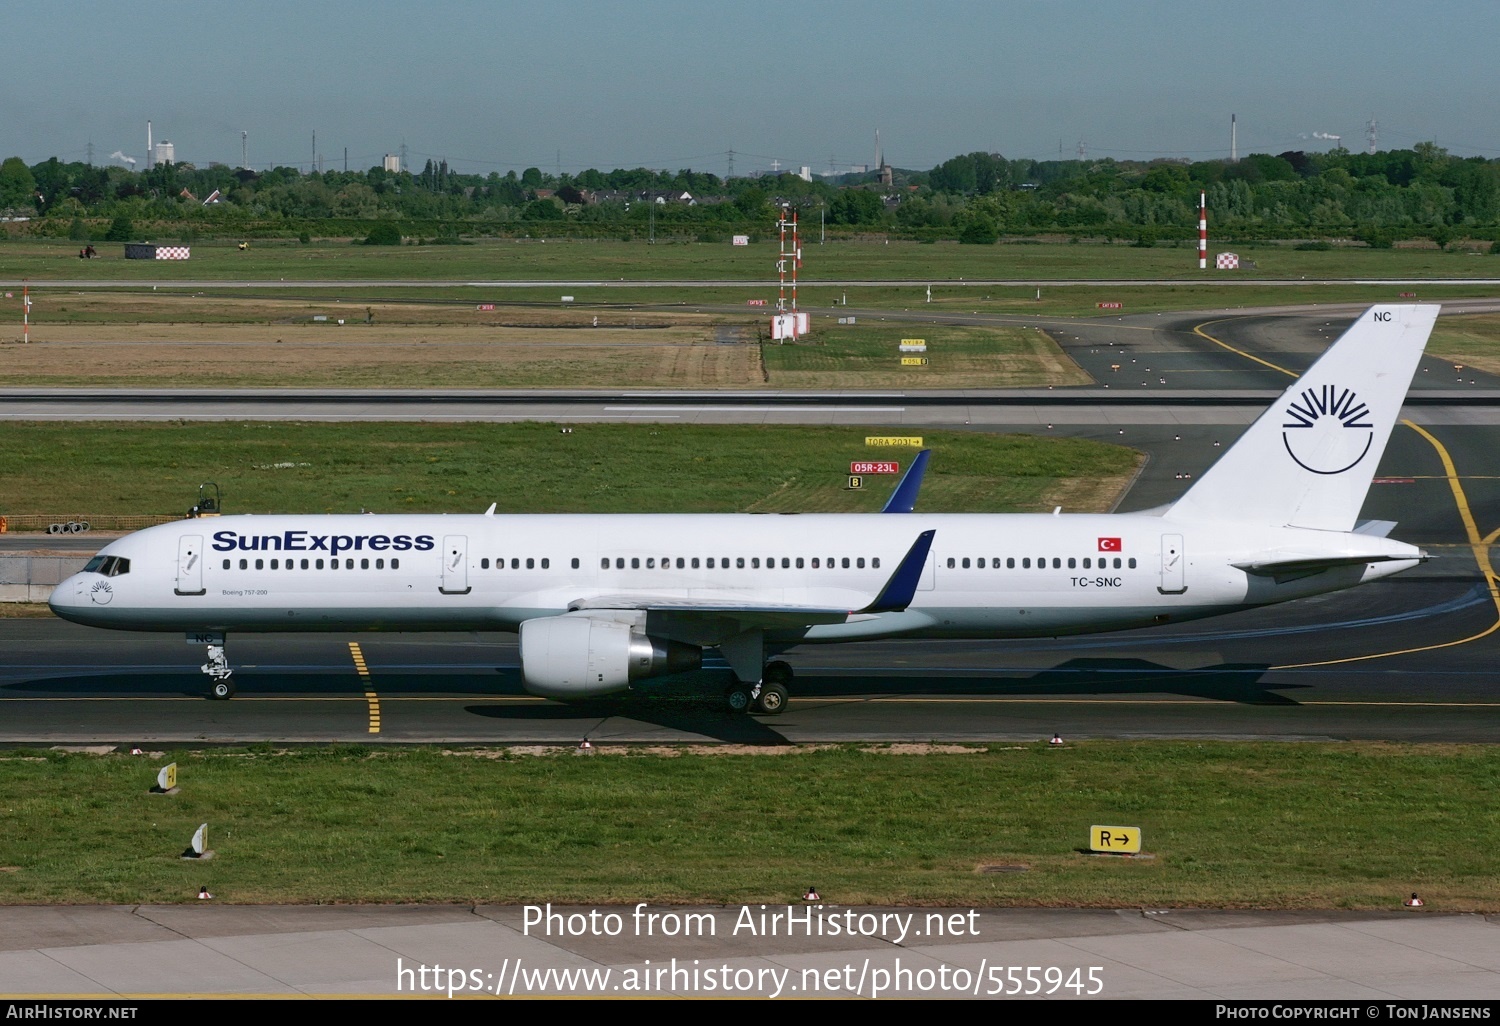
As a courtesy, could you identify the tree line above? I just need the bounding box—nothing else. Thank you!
[1,142,1495,245]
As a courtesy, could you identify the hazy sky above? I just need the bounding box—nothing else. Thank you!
[5,1,1495,175]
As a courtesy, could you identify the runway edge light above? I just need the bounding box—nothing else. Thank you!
[1089,825,1142,855]
[149,762,178,795]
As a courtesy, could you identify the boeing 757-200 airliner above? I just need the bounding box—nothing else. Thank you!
[51,304,1439,714]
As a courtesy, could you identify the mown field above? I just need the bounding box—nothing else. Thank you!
[3,236,1498,284]
[2,743,1496,908]
[0,422,1140,519]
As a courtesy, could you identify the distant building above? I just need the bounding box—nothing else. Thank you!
[798,166,812,182]
[154,141,175,166]
[383,154,400,173]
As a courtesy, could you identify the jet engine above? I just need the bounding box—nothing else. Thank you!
[518,615,701,698]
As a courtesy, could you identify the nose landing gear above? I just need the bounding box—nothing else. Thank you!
[201,643,236,700]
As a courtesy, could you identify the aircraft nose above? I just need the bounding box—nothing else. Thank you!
[47,574,86,617]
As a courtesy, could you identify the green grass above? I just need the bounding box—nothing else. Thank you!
[0,422,1139,519]
[4,237,1498,284]
[2,743,1496,907]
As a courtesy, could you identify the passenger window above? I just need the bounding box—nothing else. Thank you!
[1128,557,1137,569]
[222,559,231,570]
[601,558,609,569]
[481,558,490,569]
[842,557,850,569]
[676,557,685,569]
[647,558,655,569]
[812,557,820,569]
[541,558,550,569]
[376,558,384,569]
[857,557,865,569]
[361,558,369,570]
[872,557,880,569]
[253,559,262,570]
[1083,558,1091,569]
[316,559,324,569]
[752,558,760,569]
[692,557,700,569]
[1067,558,1076,569]
[239,558,248,570]
[1022,558,1031,569]
[511,558,519,570]
[571,558,579,569]
[962,558,970,569]
[631,557,639,569]
[706,558,714,569]
[1114,557,1122,569]
[796,557,804,568]
[391,558,400,569]
[346,559,355,569]
[330,560,338,571]
[526,558,535,569]
[269,559,278,570]
[616,558,625,569]
[736,557,745,569]
[1007,558,1015,568]
[780,557,788,568]
[301,559,310,570]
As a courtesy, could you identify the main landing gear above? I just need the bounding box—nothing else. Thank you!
[201,643,236,700]
[724,660,793,715]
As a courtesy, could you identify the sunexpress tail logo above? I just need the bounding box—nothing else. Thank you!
[1281,384,1374,475]
[212,530,436,556]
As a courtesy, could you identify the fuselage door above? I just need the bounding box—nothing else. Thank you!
[440,535,471,595]
[175,534,206,596]
[1159,533,1186,595]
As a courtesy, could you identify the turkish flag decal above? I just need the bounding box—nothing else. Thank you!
[1098,537,1122,552]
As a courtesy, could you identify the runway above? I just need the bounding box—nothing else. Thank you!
[3,303,1498,746]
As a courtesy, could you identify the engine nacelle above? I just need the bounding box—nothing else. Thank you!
[519,615,702,698]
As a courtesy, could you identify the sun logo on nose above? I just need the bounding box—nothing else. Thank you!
[89,580,114,605]
[1281,384,1375,475]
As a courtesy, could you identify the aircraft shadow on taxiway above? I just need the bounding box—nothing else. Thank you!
[3,658,1298,743]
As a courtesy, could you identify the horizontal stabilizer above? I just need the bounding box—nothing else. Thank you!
[1233,550,1421,579]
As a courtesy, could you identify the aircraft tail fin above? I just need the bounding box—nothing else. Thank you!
[1168,304,1438,531]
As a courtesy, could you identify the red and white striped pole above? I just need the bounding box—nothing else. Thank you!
[1198,192,1207,270]
[22,283,29,343]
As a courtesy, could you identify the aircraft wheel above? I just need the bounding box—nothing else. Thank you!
[754,681,789,715]
[724,683,753,714]
[210,680,236,701]
[763,660,794,686]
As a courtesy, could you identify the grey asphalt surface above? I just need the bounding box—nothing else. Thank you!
[4,904,1495,998]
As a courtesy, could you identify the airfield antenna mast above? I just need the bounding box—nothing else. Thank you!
[774,205,802,340]
[1199,191,1208,270]
[1367,117,1379,155]
[86,140,93,166]
[726,149,734,179]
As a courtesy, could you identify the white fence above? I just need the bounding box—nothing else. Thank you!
[0,555,91,601]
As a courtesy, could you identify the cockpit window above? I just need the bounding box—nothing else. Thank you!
[84,556,108,573]
[85,556,131,577]
[107,558,130,577]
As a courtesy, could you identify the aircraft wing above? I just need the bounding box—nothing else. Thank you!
[564,530,936,630]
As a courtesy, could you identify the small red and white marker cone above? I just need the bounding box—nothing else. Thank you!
[197,886,214,900]
[1404,893,1424,907]
[1050,734,1064,746]
[803,888,820,901]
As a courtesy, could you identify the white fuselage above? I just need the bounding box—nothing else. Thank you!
[49,511,1422,643]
